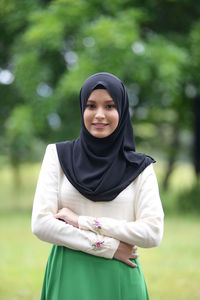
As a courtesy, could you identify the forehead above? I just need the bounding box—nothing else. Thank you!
[87,89,114,102]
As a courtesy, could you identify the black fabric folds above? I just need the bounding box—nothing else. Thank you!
[56,72,155,202]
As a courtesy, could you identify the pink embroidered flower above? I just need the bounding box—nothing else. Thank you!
[92,241,104,251]
[93,219,101,232]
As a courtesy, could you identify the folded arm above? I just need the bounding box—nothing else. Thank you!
[78,165,164,248]
[31,144,119,259]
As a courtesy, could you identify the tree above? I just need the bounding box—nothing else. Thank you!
[1,0,200,189]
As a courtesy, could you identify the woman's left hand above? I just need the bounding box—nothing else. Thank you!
[54,208,79,228]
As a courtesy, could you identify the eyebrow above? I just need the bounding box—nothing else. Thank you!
[87,99,115,102]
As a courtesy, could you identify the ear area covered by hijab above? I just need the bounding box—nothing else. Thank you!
[56,72,155,202]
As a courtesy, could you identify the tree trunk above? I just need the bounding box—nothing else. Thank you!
[12,164,21,190]
[162,124,180,190]
[194,96,200,178]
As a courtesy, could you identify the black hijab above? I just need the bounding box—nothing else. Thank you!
[56,72,155,202]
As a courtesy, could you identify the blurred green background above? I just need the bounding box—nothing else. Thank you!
[0,0,200,299]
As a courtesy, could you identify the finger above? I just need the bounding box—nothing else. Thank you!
[54,213,61,218]
[126,259,137,268]
[130,253,139,259]
[133,245,137,252]
[54,213,64,220]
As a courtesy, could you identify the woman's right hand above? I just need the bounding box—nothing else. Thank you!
[113,241,138,268]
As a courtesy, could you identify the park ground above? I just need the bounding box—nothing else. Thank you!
[0,162,200,300]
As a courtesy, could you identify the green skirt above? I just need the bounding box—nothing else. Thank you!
[41,245,149,300]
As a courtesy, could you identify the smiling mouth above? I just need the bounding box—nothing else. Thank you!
[92,123,108,128]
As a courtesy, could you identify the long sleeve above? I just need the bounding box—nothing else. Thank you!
[31,144,120,259]
[78,164,164,248]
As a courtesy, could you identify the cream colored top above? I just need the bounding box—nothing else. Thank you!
[32,144,164,259]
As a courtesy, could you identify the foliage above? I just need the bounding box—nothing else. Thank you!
[177,182,200,213]
[0,158,196,213]
[1,0,200,194]
[5,105,36,165]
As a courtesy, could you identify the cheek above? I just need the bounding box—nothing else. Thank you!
[111,111,119,128]
[83,110,91,127]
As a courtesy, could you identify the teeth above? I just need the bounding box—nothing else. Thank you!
[94,124,106,126]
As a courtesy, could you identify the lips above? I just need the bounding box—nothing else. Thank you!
[92,123,108,128]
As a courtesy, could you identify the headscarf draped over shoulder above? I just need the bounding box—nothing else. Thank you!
[56,72,155,202]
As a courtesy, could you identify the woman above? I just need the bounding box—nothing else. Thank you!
[32,72,164,300]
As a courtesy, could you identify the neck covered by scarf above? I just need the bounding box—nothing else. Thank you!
[56,72,155,202]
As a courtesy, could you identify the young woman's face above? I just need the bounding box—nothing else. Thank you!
[83,89,119,138]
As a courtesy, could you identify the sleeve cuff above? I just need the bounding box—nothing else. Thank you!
[78,216,96,232]
[87,235,120,259]
[78,216,120,259]
[106,237,120,259]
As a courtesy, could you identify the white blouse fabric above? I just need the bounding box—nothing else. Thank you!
[32,144,164,259]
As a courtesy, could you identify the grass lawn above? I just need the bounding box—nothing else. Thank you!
[0,161,199,299]
[0,211,51,300]
[0,211,199,300]
[140,215,200,300]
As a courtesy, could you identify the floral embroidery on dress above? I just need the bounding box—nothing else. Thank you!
[92,241,104,251]
[93,219,101,232]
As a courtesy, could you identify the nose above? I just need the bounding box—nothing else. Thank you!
[95,107,105,119]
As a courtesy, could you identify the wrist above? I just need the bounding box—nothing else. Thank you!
[74,215,79,228]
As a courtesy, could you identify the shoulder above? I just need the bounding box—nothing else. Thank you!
[45,143,57,155]
[44,142,73,166]
[46,141,71,152]
[136,163,158,187]
[144,163,155,175]
[43,144,59,164]
[140,163,155,178]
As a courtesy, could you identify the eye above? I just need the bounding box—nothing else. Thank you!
[85,103,95,109]
[106,104,116,109]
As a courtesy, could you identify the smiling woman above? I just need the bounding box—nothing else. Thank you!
[32,72,164,300]
[83,88,119,138]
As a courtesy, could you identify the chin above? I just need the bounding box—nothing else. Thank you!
[91,130,109,138]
